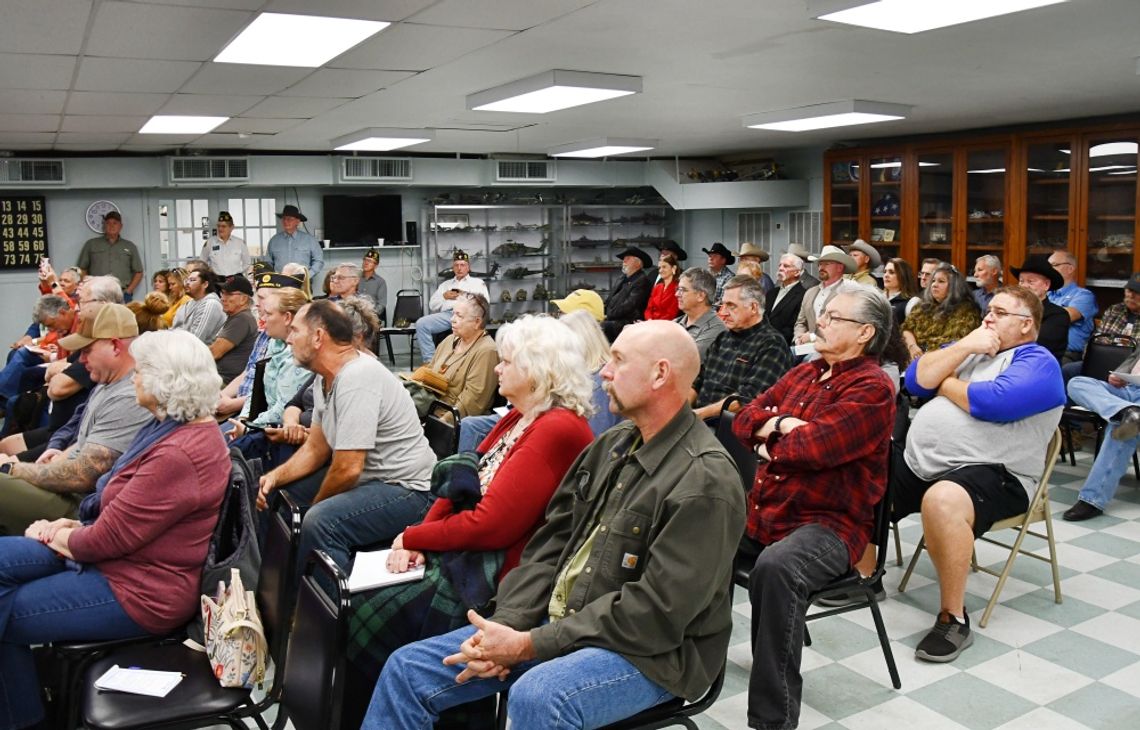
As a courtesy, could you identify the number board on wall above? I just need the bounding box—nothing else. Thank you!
[0,195,48,270]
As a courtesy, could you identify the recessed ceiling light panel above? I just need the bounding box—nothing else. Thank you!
[548,137,657,158]
[743,100,910,132]
[139,115,228,134]
[215,13,389,68]
[332,127,433,151]
[815,0,1068,34]
[468,70,642,114]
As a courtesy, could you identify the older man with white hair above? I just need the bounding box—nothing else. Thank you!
[766,253,808,344]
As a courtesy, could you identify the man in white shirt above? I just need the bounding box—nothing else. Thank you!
[794,246,857,344]
[414,250,489,362]
[200,211,250,277]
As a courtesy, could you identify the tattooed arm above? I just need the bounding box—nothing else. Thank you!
[10,442,119,493]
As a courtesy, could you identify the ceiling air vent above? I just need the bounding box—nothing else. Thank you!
[495,160,555,183]
[168,157,250,184]
[338,157,413,182]
[0,159,66,185]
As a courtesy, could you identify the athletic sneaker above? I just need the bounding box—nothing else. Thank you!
[915,610,973,663]
[814,578,885,607]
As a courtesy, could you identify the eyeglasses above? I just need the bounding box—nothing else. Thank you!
[676,286,692,294]
[329,274,356,281]
[985,307,1032,320]
[819,310,867,327]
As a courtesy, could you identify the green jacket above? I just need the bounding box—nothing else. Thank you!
[490,406,746,700]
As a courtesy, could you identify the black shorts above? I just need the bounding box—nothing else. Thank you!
[890,441,1029,537]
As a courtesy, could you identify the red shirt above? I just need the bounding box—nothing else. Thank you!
[644,279,680,321]
[402,407,593,580]
[732,356,895,565]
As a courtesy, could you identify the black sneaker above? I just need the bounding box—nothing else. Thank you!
[915,610,973,663]
[814,578,885,607]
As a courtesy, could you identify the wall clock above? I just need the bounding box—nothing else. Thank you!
[85,200,119,233]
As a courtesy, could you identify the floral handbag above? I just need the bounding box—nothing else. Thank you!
[201,567,267,689]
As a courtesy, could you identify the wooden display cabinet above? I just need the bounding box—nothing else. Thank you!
[1082,135,1138,285]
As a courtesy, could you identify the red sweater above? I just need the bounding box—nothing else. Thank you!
[402,407,593,581]
[68,421,230,634]
[644,279,680,320]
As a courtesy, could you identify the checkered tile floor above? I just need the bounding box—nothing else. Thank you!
[700,448,1140,730]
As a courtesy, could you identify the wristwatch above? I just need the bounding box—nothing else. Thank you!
[0,462,13,475]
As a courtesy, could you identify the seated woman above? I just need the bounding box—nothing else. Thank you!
[882,257,920,326]
[422,292,498,418]
[160,267,190,328]
[644,252,681,321]
[902,262,980,359]
[561,309,623,435]
[150,269,170,303]
[0,329,229,729]
[346,315,594,721]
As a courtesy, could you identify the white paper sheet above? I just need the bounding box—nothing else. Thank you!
[93,665,184,698]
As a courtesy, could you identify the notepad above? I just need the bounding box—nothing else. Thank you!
[1112,369,1140,385]
[348,548,426,593]
[93,665,183,697]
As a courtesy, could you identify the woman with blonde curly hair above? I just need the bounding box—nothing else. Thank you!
[127,292,171,333]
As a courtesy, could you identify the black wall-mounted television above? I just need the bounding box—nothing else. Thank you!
[322,194,403,247]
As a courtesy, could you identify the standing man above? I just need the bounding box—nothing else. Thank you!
[795,245,857,344]
[325,263,362,302]
[703,242,736,303]
[1012,256,1070,362]
[210,275,260,385]
[364,320,744,730]
[674,267,726,361]
[359,249,388,320]
[601,246,653,341]
[736,242,776,293]
[266,204,324,282]
[76,211,143,301]
[258,300,436,573]
[972,255,1003,311]
[172,268,226,344]
[415,250,489,363]
[735,287,896,730]
[1047,249,1098,362]
[847,239,881,287]
[766,253,809,344]
[201,211,250,277]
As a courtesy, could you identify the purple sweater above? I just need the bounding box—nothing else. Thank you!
[68,421,230,634]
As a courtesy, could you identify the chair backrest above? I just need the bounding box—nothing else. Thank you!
[993,429,1063,529]
[392,288,423,324]
[713,397,757,492]
[868,439,895,579]
[424,399,460,459]
[258,490,302,665]
[1081,342,1134,380]
[277,550,350,730]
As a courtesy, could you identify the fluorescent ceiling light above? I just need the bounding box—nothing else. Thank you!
[139,115,228,134]
[215,13,389,67]
[468,70,641,114]
[1089,142,1138,158]
[744,100,910,132]
[548,137,656,158]
[815,0,1067,34]
[333,128,433,151]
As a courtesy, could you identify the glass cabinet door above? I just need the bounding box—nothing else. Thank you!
[1084,137,1138,283]
[868,155,902,260]
[828,157,862,245]
[965,148,1007,261]
[1026,141,1073,254]
[917,152,953,264]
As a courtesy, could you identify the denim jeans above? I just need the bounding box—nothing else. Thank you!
[363,624,674,730]
[0,536,146,729]
[0,348,40,401]
[1068,376,1140,509]
[744,524,850,730]
[282,475,434,574]
[414,311,453,364]
[458,414,501,453]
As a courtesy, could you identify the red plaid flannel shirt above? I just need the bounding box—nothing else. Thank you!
[732,356,895,564]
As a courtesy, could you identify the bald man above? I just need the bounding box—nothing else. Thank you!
[365,321,745,730]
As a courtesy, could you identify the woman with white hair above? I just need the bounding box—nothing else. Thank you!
[560,308,623,435]
[346,315,595,725]
[0,330,229,729]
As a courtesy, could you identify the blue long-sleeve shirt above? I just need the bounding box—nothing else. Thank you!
[266,229,324,281]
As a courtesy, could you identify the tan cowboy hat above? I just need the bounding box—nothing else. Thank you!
[735,242,770,262]
[808,245,857,274]
[847,239,882,268]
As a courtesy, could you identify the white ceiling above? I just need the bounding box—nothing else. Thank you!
[0,0,1138,157]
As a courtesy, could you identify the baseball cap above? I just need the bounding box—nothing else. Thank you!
[552,289,604,322]
[103,211,122,222]
[219,275,254,296]
[58,302,139,351]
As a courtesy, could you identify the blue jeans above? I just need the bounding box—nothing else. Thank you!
[0,348,41,402]
[414,311,453,363]
[1068,376,1140,510]
[744,524,850,730]
[282,476,434,574]
[458,414,501,453]
[0,537,146,729]
[363,624,673,730]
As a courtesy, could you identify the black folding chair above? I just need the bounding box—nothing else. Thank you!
[1061,341,1137,473]
[714,395,758,492]
[378,289,424,367]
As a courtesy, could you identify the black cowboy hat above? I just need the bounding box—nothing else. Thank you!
[702,242,736,265]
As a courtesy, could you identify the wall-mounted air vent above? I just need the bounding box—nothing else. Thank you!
[495,160,555,183]
[338,157,413,182]
[0,159,65,185]
[168,157,249,184]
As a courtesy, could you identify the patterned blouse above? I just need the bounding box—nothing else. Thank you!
[904,300,981,352]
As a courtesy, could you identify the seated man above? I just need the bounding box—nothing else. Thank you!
[692,275,793,421]
[210,275,260,385]
[415,250,489,363]
[893,286,1064,662]
[602,246,653,341]
[734,286,896,730]
[674,267,726,361]
[1065,341,1140,521]
[1012,256,1069,362]
[171,268,225,343]
[257,300,436,573]
[0,303,150,535]
[364,320,744,730]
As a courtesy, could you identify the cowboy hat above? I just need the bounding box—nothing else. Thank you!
[808,245,857,274]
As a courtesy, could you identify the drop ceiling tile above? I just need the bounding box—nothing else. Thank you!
[1,90,67,115]
[181,64,310,96]
[186,133,254,147]
[143,0,262,9]
[215,117,304,134]
[264,0,434,22]
[0,132,57,146]
[242,96,349,118]
[0,54,77,91]
[116,144,176,153]
[75,58,201,93]
[87,1,254,62]
[0,0,91,55]
[0,114,60,133]
[66,91,169,116]
[160,94,264,115]
[56,132,132,144]
[60,115,148,134]
[124,133,199,146]
[408,0,593,30]
[54,143,127,152]
[333,23,514,71]
[279,69,415,98]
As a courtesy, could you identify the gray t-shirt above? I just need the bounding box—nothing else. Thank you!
[313,354,435,490]
[215,309,259,384]
[76,374,151,454]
